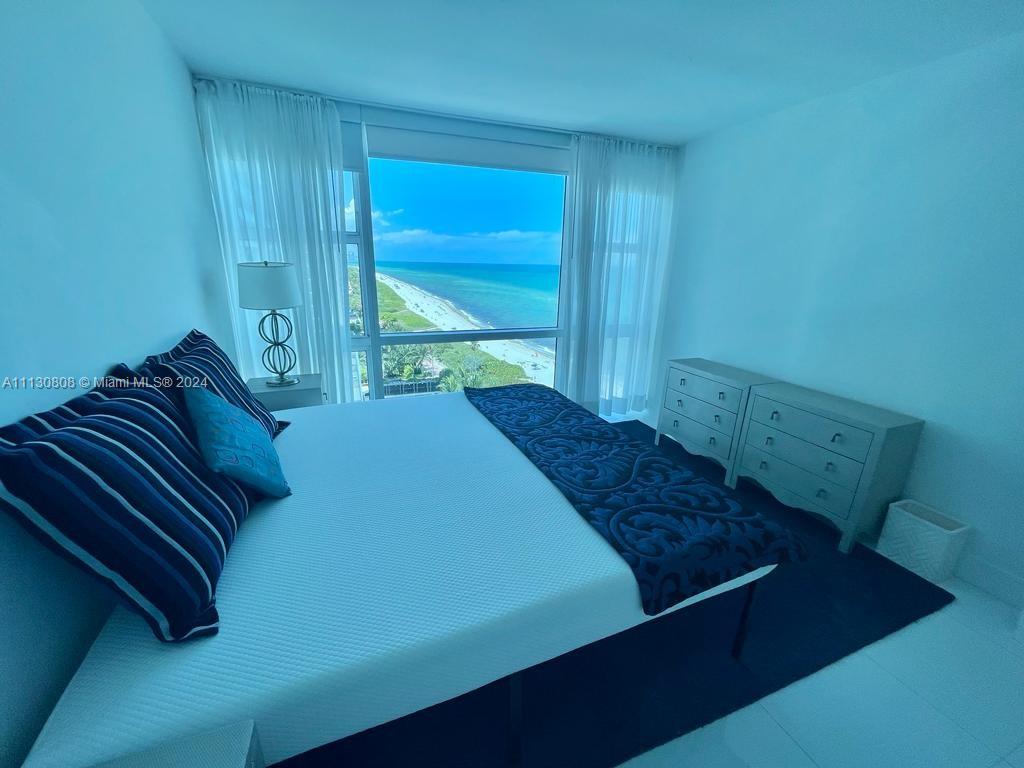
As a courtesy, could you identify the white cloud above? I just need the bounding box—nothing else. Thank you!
[371,227,563,265]
[375,228,441,245]
[374,228,559,247]
[342,200,404,228]
[476,229,557,242]
[371,208,404,227]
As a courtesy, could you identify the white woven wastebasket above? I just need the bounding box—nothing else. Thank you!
[877,499,970,582]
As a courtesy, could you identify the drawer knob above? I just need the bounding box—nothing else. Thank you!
[764,436,773,446]
[673,419,679,428]
[831,432,842,443]
[679,377,686,386]
[816,488,829,499]
[677,399,683,407]
[770,410,780,421]
[708,436,716,445]
[759,460,768,470]
[714,414,721,424]
[718,391,726,400]
[825,461,835,472]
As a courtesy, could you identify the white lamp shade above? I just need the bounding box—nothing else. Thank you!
[237,261,303,310]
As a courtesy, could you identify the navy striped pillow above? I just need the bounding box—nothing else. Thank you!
[141,330,280,438]
[0,369,183,445]
[0,384,250,642]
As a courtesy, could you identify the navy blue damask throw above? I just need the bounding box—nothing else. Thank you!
[464,384,805,615]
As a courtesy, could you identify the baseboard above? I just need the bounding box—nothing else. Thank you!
[956,553,1024,609]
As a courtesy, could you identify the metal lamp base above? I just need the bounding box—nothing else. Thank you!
[258,310,300,386]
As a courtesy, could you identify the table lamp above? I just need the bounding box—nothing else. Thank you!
[237,261,303,387]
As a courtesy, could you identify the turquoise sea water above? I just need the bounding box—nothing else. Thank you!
[375,262,560,350]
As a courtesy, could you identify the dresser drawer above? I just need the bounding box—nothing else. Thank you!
[663,390,737,434]
[741,445,854,519]
[745,420,864,491]
[750,396,872,461]
[661,410,732,461]
[667,367,742,413]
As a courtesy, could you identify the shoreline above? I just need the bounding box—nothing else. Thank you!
[376,272,555,385]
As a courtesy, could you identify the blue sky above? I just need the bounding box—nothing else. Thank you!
[361,158,565,265]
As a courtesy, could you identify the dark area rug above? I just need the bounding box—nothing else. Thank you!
[616,419,955,695]
[282,420,953,768]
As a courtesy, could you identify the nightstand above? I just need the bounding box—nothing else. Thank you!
[247,373,325,412]
[655,358,774,485]
[92,720,263,767]
[735,381,922,552]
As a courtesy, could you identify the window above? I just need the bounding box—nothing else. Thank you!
[342,166,377,399]
[351,349,369,400]
[346,243,363,335]
[346,151,568,398]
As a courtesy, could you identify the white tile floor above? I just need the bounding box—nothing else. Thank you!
[621,578,1024,768]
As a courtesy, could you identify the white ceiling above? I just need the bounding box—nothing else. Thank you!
[141,0,1024,144]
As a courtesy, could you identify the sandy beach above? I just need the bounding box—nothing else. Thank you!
[376,272,556,385]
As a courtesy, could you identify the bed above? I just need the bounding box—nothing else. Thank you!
[24,392,782,767]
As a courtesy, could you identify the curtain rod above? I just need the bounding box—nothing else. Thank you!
[191,72,680,151]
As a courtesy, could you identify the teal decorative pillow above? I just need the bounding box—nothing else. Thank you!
[184,386,291,498]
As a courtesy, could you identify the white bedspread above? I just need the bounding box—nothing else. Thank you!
[25,393,773,767]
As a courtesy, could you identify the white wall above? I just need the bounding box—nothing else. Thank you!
[658,32,1024,605]
[0,1,231,764]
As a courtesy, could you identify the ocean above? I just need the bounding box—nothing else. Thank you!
[375,262,560,351]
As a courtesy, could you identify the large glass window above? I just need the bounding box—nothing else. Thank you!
[348,157,566,396]
[369,159,564,331]
[380,339,554,397]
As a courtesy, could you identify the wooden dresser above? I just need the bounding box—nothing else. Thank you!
[735,382,923,552]
[656,358,774,482]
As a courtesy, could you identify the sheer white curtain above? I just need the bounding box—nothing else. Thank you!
[557,135,677,420]
[194,79,356,403]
